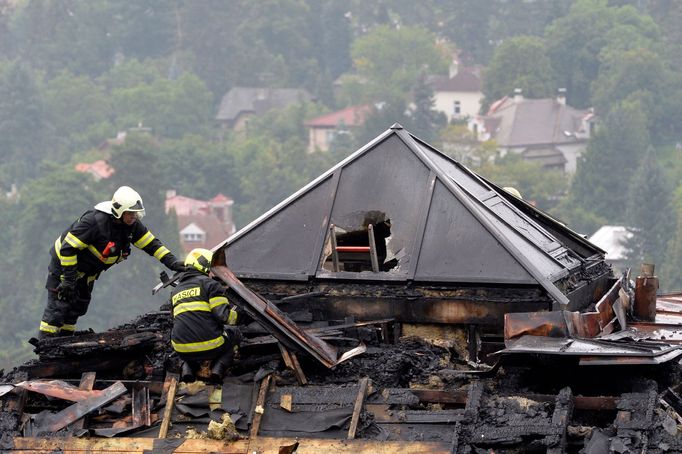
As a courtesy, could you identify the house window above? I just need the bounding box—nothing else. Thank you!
[453,100,461,115]
[182,232,205,242]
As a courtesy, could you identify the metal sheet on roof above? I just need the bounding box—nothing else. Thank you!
[215,126,607,301]
[415,180,535,284]
[223,176,334,280]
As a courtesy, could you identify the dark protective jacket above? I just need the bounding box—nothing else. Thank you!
[170,269,237,354]
[49,208,178,281]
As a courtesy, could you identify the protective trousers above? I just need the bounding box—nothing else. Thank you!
[39,272,94,337]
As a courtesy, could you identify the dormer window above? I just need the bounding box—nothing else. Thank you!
[180,222,206,243]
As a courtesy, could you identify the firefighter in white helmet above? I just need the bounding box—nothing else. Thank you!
[38,186,185,339]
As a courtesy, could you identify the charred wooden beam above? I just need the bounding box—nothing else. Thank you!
[546,387,573,453]
[34,381,127,434]
[158,376,178,439]
[347,377,370,439]
[282,296,548,327]
[250,374,272,438]
[69,372,96,432]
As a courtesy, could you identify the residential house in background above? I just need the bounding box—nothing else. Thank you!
[428,59,483,122]
[165,191,236,254]
[216,87,313,131]
[74,160,115,181]
[304,104,370,152]
[469,89,595,173]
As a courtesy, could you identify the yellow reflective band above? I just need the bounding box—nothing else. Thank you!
[134,231,155,248]
[153,246,170,260]
[209,296,228,310]
[60,324,76,332]
[87,245,118,264]
[64,232,87,249]
[173,301,211,317]
[40,321,59,333]
[60,255,77,266]
[172,335,225,353]
[227,308,238,326]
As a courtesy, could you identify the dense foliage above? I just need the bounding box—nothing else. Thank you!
[0,0,681,369]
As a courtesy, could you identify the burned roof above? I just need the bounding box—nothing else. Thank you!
[215,124,606,307]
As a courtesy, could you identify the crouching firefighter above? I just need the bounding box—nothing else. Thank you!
[169,248,240,383]
[39,186,185,339]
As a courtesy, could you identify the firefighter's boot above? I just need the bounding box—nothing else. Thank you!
[209,351,233,383]
[181,361,196,383]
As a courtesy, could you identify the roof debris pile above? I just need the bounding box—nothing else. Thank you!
[2,126,682,452]
[2,293,682,452]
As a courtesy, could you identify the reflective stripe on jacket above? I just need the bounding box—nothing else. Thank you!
[50,209,176,278]
[170,270,233,353]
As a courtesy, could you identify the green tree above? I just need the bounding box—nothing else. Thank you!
[107,0,177,61]
[661,186,682,292]
[43,70,112,156]
[624,146,672,273]
[111,72,213,139]
[482,35,557,109]
[545,0,659,108]
[410,75,446,143]
[10,0,115,76]
[0,61,48,184]
[350,25,448,102]
[562,99,649,230]
[591,48,668,128]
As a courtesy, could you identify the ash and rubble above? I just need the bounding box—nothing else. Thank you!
[1,298,682,453]
[3,126,682,452]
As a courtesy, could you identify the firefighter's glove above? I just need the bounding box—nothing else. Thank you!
[224,325,243,346]
[56,280,76,303]
[168,260,187,273]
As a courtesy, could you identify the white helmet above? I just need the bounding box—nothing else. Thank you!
[95,186,146,219]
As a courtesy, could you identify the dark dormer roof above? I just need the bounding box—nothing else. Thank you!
[215,125,605,306]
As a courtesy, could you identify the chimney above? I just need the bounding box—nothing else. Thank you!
[513,88,523,103]
[448,58,459,79]
[166,189,177,199]
[557,88,566,105]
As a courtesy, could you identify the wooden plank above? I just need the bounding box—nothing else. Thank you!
[13,436,451,454]
[248,437,453,454]
[289,351,308,385]
[250,374,272,438]
[280,394,293,412]
[132,384,151,427]
[278,342,295,370]
[278,343,307,385]
[330,224,339,272]
[70,372,96,431]
[12,437,249,453]
[158,376,178,439]
[347,377,370,439]
[368,224,380,273]
[35,381,127,434]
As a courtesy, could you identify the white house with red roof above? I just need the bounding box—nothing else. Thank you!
[165,191,236,254]
[304,104,371,152]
